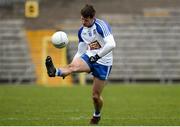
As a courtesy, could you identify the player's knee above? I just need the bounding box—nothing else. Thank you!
[92,93,100,103]
[92,95,99,103]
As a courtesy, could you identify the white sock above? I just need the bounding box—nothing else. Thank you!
[93,112,101,117]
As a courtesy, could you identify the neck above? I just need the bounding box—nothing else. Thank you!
[88,19,95,28]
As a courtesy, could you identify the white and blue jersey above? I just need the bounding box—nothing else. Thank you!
[78,18,114,66]
[76,18,116,80]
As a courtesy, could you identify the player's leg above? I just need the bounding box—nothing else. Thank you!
[45,56,90,78]
[92,77,105,115]
[58,57,90,77]
[90,77,106,124]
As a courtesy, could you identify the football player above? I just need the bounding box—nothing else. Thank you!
[45,4,116,124]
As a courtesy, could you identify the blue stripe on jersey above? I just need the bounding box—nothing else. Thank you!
[95,19,111,38]
[78,26,84,42]
[104,20,112,33]
[95,22,104,37]
[98,19,111,35]
[97,19,109,36]
[95,22,108,37]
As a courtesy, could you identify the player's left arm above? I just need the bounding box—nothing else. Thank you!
[89,20,116,63]
[89,20,117,63]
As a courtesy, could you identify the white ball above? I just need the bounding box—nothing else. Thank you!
[51,31,69,48]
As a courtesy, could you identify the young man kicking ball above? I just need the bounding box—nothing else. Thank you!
[45,4,116,124]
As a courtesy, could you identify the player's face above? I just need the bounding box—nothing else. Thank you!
[81,16,94,27]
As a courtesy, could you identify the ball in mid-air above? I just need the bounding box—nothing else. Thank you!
[51,31,69,48]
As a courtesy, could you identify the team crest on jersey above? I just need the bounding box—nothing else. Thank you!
[88,31,92,37]
[93,29,96,35]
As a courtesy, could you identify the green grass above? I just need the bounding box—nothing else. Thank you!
[0,84,180,125]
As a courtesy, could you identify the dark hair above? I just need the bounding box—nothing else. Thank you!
[81,4,96,18]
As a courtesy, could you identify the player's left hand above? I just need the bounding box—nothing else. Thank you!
[89,54,101,63]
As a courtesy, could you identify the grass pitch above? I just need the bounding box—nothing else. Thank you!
[0,84,180,126]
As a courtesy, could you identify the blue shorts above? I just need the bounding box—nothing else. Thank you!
[81,54,112,80]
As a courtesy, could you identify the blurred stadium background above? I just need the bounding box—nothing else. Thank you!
[1,0,180,85]
[0,0,180,125]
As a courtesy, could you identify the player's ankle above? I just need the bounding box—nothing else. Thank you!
[93,111,101,117]
[56,68,63,76]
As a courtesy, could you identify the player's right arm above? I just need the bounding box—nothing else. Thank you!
[73,26,87,60]
[73,42,87,59]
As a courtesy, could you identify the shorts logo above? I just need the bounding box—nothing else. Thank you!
[89,40,101,50]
